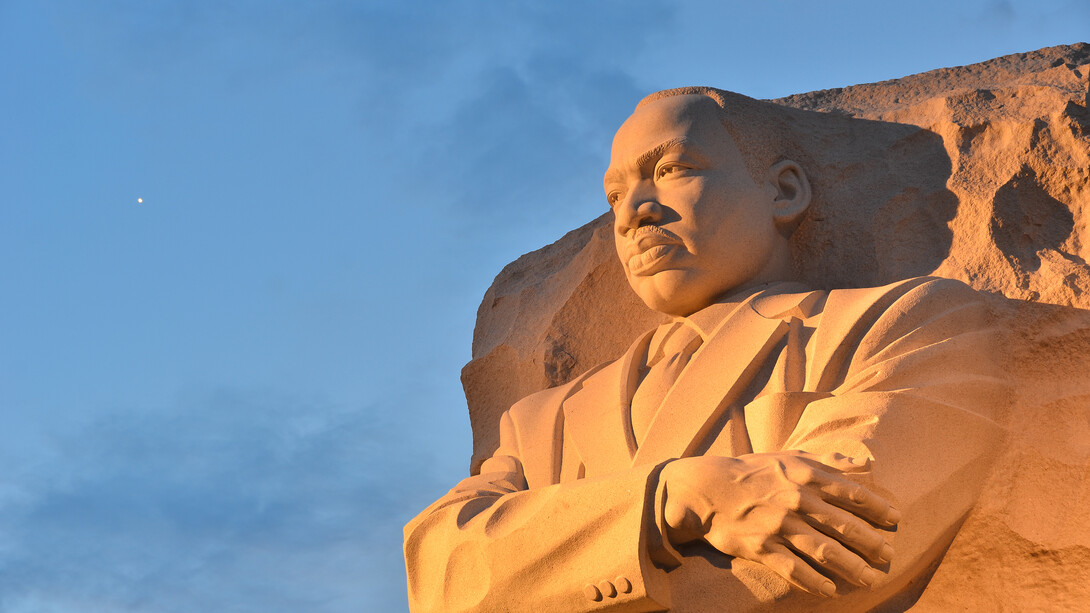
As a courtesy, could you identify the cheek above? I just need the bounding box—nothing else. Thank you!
[681,183,731,234]
[695,199,774,255]
[613,224,627,258]
[675,179,709,212]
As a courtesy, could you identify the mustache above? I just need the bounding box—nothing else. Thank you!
[629,224,683,244]
[631,224,680,241]
[623,225,684,260]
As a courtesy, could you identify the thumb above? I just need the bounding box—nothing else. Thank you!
[787,450,872,473]
[819,451,872,473]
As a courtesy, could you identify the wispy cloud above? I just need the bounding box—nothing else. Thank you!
[0,388,443,611]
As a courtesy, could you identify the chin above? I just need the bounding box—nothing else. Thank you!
[631,277,707,317]
[647,299,694,317]
[629,269,743,317]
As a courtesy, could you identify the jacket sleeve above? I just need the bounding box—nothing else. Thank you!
[403,400,673,613]
[670,278,1006,612]
[778,277,1008,607]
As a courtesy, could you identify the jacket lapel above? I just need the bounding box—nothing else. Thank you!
[806,278,927,391]
[563,329,654,478]
[632,300,790,466]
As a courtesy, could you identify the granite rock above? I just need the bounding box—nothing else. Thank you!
[462,43,1090,610]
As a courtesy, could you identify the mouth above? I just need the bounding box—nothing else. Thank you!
[624,226,683,276]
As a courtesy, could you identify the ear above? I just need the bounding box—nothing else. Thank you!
[766,160,811,227]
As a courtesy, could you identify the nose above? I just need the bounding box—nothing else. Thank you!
[614,189,662,236]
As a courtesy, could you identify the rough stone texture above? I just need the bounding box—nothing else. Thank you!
[775,43,1090,307]
[907,298,1090,612]
[462,44,1090,608]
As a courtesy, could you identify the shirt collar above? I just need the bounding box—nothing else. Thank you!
[673,281,810,341]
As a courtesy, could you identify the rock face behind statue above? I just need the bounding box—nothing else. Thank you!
[463,43,1090,610]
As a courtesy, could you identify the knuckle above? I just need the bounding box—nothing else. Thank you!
[787,490,804,510]
[750,534,777,555]
[777,556,798,576]
[839,521,856,540]
[798,465,817,482]
[769,508,792,532]
[776,489,804,511]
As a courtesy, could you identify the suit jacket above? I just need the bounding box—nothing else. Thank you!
[404,277,1005,612]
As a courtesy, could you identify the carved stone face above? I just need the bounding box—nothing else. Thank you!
[604,94,792,316]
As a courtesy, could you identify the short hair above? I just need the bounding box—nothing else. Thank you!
[636,87,797,182]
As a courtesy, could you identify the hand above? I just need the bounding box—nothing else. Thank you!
[659,451,900,597]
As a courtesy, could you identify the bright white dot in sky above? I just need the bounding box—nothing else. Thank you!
[137,198,143,203]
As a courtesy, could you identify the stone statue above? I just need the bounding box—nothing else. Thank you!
[403,86,1006,612]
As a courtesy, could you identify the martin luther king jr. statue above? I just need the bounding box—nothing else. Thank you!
[404,87,1005,612]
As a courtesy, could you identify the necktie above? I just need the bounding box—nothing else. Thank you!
[630,321,704,446]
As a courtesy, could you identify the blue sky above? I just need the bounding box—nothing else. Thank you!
[1,1,1085,610]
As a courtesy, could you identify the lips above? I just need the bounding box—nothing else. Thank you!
[625,227,683,275]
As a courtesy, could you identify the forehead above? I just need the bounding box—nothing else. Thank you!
[607,95,732,176]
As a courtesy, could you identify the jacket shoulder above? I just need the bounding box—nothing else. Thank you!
[826,276,980,309]
[493,361,612,484]
[506,368,595,428]
[809,277,988,391]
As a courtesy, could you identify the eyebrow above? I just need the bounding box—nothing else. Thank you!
[604,137,690,185]
[636,137,688,168]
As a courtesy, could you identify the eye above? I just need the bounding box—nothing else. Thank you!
[656,162,688,179]
[606,190,624,208]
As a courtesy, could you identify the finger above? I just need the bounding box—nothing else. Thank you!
[701,527,834,597]
[756,542,837,598]
[781,450,871,474]
[781,516,880,587]
[793,466,901,527]
[798,492,895,565]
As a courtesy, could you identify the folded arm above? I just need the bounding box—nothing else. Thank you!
[650,279,1006,610]
[404,410,673,613]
